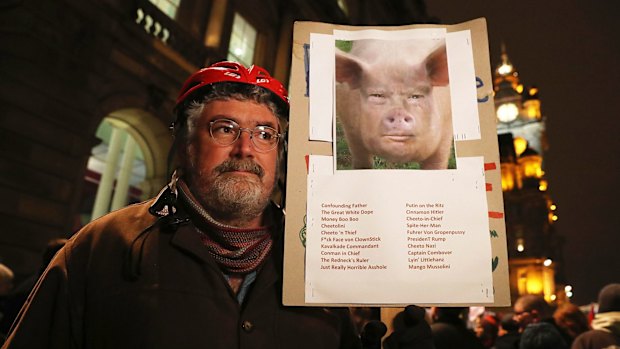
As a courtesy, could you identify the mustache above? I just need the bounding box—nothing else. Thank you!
[214,159,265,178]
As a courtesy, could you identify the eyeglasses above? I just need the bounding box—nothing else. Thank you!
[208,119,281,152]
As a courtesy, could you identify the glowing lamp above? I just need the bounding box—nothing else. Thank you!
[539,180,548,191]
[498,62,513,75]
[513,137,528,157]
[497,102,519,123]
[519,149,543,179]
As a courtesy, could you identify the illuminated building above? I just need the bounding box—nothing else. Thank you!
[0,0,436,329]
[494,45,567,304]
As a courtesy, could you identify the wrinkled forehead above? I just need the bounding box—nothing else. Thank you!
[361,62,431,89]
[349,38,440,65]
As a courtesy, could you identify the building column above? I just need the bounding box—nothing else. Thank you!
[90,127,124,220]
[110,135,137,211]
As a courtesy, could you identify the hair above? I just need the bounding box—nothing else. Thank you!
[519,322,567,349]
[553,303,590,339]
[500,313,520,332]
[597,283,620,313]
[173,82,289,207]
[176,82,288,145]
[515,295,552,319]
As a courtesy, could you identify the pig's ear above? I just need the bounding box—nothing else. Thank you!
[426,44,449,86]
[335,51,365,89]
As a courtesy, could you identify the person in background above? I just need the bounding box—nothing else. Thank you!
[351,307,375,335]
[493,312,521,349]
[430,307,484,349]
[474,312,500,348]
[0,239,67,336]
[571,283,620,349]
[519,322,568,349]
[1,61,361,349]
[513,295,553,332]
[383,305,435,349]
[553,303,590,344]
[513,294,573,345]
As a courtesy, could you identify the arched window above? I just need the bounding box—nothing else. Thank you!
[81,119,146,224]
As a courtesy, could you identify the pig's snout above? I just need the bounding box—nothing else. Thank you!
[382,110,414,134]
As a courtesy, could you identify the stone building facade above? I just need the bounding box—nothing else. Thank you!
[0,0,434,282]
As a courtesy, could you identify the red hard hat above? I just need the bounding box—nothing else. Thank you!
[175,61,289,109]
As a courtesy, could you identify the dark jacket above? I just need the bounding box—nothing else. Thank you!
[571,312,620,349]
[431,321,485,349]
[2,197,360,349]
[493,331,520,349]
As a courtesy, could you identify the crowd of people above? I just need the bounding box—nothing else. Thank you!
[470,287,620,349]
[369,284,619,349]
[0,60,618,349]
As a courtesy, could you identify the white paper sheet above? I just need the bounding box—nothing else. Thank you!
[304,27,494,304]
[309,33,335,142]
[305,157,493,304]
[446,30,481,141]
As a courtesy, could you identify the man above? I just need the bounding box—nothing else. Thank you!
[513,294,572,346]
[519,322,568,349]
[571,283,620,349]
[494,313,521,349]
[513,295,553,332]
[2,62,361,349]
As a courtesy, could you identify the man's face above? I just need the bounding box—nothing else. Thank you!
[184,99,279,226]
[513,303,537,331]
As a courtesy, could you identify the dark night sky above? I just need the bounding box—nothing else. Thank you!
[425,0,620,305]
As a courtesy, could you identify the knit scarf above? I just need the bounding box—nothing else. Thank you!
[176,179,273,274]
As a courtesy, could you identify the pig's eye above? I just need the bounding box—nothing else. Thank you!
[408,94,424,100]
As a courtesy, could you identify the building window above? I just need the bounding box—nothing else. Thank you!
[149,0,180,19]
[227,13,257,67]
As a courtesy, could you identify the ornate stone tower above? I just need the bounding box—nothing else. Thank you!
[494,45,566,304]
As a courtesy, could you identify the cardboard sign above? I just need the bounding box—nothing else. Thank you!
[283,19,510,307]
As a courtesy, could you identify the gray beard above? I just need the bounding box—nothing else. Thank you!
[203,173,270,220]
[189,159,273,224]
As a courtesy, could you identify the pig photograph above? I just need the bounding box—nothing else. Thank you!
[335,38,456,170]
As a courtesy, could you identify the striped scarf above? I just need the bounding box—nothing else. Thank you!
[177,180,273,274]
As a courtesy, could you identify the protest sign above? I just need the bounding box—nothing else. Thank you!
[283,18,510,307]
